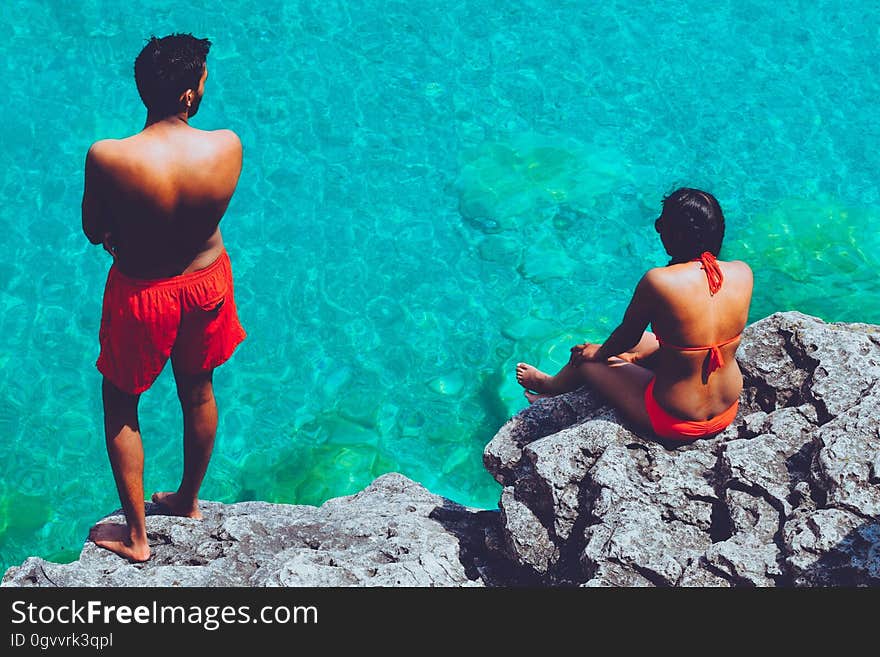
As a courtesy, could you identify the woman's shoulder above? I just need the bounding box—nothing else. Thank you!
[640,259,753,294]
[639,266,669,286]
[721,259,754,280]
[638,266,681,298]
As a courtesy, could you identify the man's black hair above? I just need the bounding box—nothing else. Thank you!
[655,188,726,263]
[134,33,212,117]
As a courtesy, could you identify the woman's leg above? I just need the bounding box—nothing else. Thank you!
[515,333,659,433]
[574,359,654,433]
[517,357,654,432]
[516,331,659,394]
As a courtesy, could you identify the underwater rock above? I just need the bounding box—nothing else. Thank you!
[427,371,465,396]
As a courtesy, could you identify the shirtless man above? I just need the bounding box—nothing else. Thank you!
[81,34,245,561]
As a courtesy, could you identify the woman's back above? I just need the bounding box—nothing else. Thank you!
[515,187,754,442]
[646,257,753,420]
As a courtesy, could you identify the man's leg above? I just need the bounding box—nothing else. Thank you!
[90,377,151,562]
[151,362,216,519]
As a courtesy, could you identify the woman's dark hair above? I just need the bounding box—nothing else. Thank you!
[134,33,212,117]
[655,188,725,263]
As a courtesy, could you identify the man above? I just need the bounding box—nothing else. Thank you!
[81,34,245,561]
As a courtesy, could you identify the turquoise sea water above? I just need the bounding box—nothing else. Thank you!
[1,0,879,572]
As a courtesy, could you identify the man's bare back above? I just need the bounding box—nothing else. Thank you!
[83,75,242,279]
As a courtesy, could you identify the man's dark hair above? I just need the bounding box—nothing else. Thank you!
[655,188,726,263]
[134,33,212,117]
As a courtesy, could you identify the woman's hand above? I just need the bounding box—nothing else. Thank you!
[569,342,603,364]
[616,351,641,364]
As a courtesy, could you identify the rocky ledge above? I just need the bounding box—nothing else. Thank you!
[4,311,879,587]
[2,473,517,587]
[486,311,880,586]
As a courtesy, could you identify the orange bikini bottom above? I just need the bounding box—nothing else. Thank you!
[643,378,738,441]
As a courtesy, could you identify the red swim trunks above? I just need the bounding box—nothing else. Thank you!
[644,378,738,441]
[97,250,246,394]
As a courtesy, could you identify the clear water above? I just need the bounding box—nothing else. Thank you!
[1,0,879,572]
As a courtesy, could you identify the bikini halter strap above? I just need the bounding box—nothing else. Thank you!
[692,251,723,295]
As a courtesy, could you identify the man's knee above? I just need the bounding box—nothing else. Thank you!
[175,371,214,408]
[102,377,139,408]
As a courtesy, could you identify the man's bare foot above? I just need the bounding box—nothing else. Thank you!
[516,362,552,393]
[89,523,150,562]
[150,491,202,519]
[524,390,552,404]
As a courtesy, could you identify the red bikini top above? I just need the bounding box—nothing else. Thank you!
[656,251,741,374]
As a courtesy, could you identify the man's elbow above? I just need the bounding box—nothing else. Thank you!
[82,214,103,244]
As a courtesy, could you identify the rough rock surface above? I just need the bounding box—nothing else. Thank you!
[484,311,880,586]
[4,311,878,587]
[2,474,514,587]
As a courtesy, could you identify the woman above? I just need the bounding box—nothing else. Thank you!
[516,188,753,441]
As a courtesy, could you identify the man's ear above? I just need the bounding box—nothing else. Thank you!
[179,89,194,108]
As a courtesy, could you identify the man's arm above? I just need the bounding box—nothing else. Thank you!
[591,271,656,361]
[81,143,111,245]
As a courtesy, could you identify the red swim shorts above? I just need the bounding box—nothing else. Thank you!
[644,378,738,441]
[96,250,246,394]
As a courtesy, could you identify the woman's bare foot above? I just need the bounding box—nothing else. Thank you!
[524,390,552,404]
[151,491,202,519]
[516,362,552,392]
[89,523,150,562]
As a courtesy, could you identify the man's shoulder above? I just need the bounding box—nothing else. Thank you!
[197,128,242,150]
[185,129,242,167]
[85,138,125,173]
[87,136,143,163]
[86,138,120,159]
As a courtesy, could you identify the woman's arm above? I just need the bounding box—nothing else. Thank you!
[588,272,656,361]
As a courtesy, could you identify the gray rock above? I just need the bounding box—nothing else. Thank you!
[483,387,610,487]
[579,443,715,586]
[723,432,801,516]
[814,386,880,518]
[738,311,880,419]
[783,508,880,586]
[498,487,557,573]
[580,561,657,587]
[737,311,813,413]
[794,318,880,418]
[727,489,780,540]
[704,538,781,587]
[704,491,783,587]
[2,474,498,587]
[678,560,733,587]
[523,419,623,541]
[484,311,880,587]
